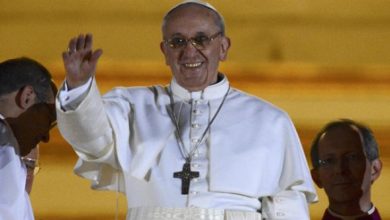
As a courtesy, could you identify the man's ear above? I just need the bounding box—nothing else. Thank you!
[16,85,36,110]
[160,41,169,65]
[311,168,323,188]
[370,159,382,184]
[219,36,231,61]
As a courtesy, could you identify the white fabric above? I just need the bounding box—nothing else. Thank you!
[0,117,34,220]
[127,207,262,220]
[59,77,92,109]
[57,75,317,219]
[367,205,376,215]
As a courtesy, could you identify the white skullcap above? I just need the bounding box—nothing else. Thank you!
[163,0,225,33]
[167,0,220,15]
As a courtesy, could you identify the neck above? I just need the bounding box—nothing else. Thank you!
[329,197,372,216]
[0,103,22,118]
[182,73,222,92]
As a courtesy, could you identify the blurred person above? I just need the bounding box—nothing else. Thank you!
[56,1,317,219]
[0,57,57,220]
[310,119,382,220]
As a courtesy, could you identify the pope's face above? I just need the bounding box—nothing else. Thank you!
[160,5,230,91]
[313,125,372,204]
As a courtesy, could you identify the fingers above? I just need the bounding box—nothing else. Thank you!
[63,33,102,89]
[64,33,102,65]
[66,33,93,54]
[85,33,93,51]
[76,34,86,50]
[90,49,103,63]
[68,37,77,53]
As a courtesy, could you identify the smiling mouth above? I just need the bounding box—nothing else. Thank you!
[184,62,202,68]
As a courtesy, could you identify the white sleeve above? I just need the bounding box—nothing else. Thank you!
[56,78,115,161]
[55,78,122,191]
[0,145,34,220]
[259,116,316,219]
[58,77,93,111]
[261,190,310,220]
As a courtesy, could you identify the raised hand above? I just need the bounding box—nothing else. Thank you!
[62,33,103,89]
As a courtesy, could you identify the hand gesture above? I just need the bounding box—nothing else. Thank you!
[62,33,103,89]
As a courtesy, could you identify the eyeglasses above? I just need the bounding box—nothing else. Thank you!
[164,31,222,50]
[21,157,41,176]
[317,152,365,169]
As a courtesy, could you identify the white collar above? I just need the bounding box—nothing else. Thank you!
[170,74,230,101]
[0,113,4,120]
[367,205,376,215]
[328,205,376,219]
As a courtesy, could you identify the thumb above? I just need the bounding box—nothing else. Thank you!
[62,51,70,62]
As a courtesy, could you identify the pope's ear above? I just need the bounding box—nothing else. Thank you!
[370,159,382,184]
[16,86,36,109]
[219,36,231,61]
[311,169,323,188]
[160,41,169,65]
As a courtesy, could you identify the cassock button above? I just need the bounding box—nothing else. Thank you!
[192,109,202,115]
[190,191,199,195]
[192,123,200,129]
[195,100,206,105]
[191,138,199,144]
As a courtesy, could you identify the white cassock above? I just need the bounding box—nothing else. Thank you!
[0,115,34,220]
[57,74,317,220]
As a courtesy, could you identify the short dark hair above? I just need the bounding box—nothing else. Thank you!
[162,1,226,36]
[0,57,52,102]
[310,119,379,169]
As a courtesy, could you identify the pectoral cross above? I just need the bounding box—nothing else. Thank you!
[173,162,199,195]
